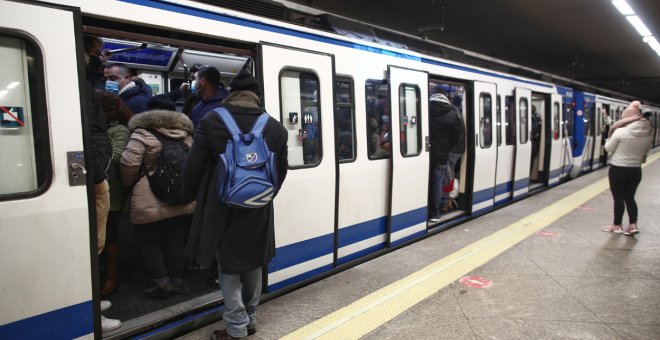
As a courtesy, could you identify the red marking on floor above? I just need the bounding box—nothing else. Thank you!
[536,230,561,238]
[459,276,493,289]
[577,206,596,211]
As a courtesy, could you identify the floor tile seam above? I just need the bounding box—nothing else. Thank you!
[551,275,660,282]
[465,316,621,325]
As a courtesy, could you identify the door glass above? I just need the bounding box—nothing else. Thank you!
[496,95,502,146]
[519,97,529,144]
[479,93,492,148]
[505,95,516,145]
[365,79,390,159]
[399,84,421,156]
[280,70,321,167]
[335,78,355,162]
[0,35,50,197]
[553,102,560,140]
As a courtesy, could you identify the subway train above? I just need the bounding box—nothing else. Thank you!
[1,0,659,339]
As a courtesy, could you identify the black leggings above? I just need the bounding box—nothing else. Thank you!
[135,214,192,280]
[608,165,642,225]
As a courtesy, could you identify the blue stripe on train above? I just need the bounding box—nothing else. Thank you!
[122,0,553,88]
[0,301,93,339]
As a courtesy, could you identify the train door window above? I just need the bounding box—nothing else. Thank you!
[519,97,529,144]
[584,103,592,137]
[596,107,601,137]
[0,35,50,197]
[335,77,355,162]
[399,84,421,156]
[479,93,493,148]
[564,102,574,138]
[365,79,390,160]
[553,102,560,140]
[496,95,502,146]
[505,95,516,145]
[280,69,321,167]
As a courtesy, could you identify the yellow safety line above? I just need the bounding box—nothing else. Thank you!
[282,152,660,340]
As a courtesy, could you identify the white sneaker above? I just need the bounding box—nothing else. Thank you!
[101,315,121,332]
[100,300,112,312]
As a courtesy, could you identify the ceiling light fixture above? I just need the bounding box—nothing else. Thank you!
[626,15,652,37]
[612,0,635,15]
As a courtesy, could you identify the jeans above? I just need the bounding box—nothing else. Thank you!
[217,252,262,338]
[430,163,447,219]
[609,165,642,225]
[441,153,462,208]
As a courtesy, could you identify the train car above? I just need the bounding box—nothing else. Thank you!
[1,0,658,339]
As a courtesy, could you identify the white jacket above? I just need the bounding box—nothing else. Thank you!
[605,119,652,167]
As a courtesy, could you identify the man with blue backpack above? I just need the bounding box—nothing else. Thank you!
[181,69,288,340]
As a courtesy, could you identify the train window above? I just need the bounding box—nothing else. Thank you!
[335,78,355,162]
[365,79,391,160]
[496,95,502,146]
[596,107,601,137]
[479,93,493,148]
[519,97,529,144]
[553,102,560,140]
[399,84,421,156]
[0,35,50,197]
[563,102,574,138]
[280,69,321,168]
[584,103,592,137]
[505,96,516,145]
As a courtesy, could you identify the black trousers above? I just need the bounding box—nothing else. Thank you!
[135,214,192,280]
[608,165,642,225]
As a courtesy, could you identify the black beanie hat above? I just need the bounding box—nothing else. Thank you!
[230,70,261,96]
[148,94,176,111]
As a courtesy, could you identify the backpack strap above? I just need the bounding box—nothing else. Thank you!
[250,112,270,137]
[214,107,242,138]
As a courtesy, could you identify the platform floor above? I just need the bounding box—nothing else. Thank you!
[178,153,660,340]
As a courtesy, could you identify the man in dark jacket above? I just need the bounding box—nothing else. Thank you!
[181,70,288,340]
[104,63,152,114]
[189,66,230,130]
[428,93,465,222]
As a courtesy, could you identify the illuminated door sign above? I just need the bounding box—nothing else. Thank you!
[1,106,24,127]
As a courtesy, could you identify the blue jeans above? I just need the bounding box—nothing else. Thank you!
[430,163,447,219]
[217,253,262,338]
[441,152,463,208]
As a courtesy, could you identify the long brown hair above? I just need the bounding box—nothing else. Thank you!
[98,91,134,125]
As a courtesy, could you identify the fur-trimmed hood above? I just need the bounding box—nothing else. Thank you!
[128,110,194,134]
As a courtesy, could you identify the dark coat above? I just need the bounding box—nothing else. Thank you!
[429,101,465,165]
[190,87,230,130]
[119,81,152,114]
[181,91,288,273]
[85,84,113,184]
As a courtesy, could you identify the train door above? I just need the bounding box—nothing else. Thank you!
[387,66,429,246]
[258,44,337,292]
[593,101,604,169]
[530,94,546,190]
[513,87,532,198]
[471,81,497,213]
[548,94,563,185]
[0,2,97,338]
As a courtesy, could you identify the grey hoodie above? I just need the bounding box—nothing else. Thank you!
[605,119,652,167]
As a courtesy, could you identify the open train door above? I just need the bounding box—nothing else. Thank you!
[471,81,497,213]
[548,94,563,185]
[387,66,429,247]
[258,43,337,292]
[513,87,532,198]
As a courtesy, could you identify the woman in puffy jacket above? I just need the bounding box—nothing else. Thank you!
[601,101,652,236]
[120,95,194,298]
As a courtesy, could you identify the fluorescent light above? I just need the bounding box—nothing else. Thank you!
[626,15,652,37]
[612,0,635,15]
[6,81,19,89]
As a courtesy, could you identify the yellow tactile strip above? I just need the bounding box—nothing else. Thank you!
[282,152,660,340]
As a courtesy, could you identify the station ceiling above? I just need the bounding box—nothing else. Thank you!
[285,0,660,104]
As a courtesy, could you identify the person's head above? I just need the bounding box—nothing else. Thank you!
[193,66,221,99]
[429,93,450,116]
[83,36,103,60]
[451,95,463,109]
[229,69,261,97]
[104,63,132,92]
[621,100,642,119]
[148,94,176,111]
[98,91,133,125]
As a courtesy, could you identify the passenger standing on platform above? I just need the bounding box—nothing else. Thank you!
[120,95,195,298]
[181,70,288,340]
[601,101,652,236]
[189,66,230,130]
[428,93,464,223]
[104,63,152,114]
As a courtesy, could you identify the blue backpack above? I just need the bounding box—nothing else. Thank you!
[214,107,278,208]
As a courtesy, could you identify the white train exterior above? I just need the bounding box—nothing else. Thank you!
[1,0,658,338]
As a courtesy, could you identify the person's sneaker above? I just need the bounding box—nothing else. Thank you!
[101,315,121,332]
[601,224,623,233]
[429,217,441,223]
[248,326,256,335]
[211,329,239,340]
[100,300,112,312]
[623,224,640,236]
